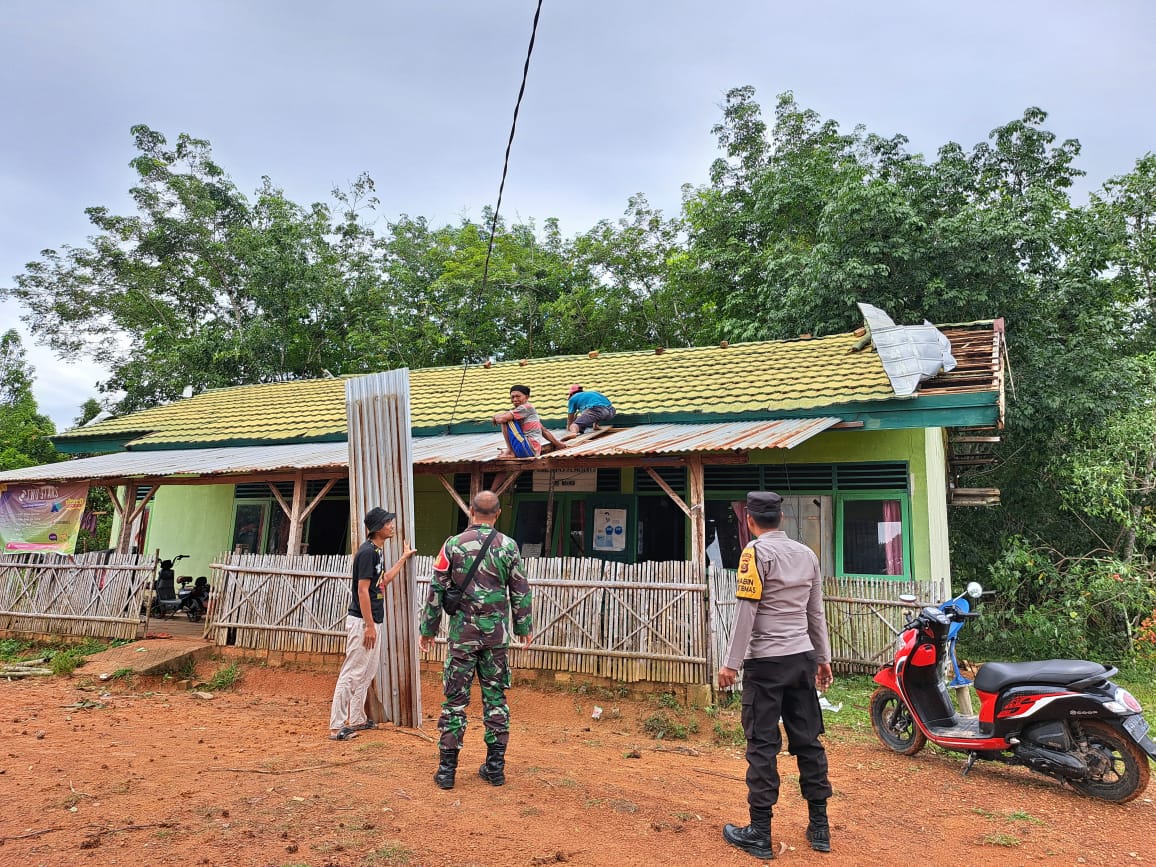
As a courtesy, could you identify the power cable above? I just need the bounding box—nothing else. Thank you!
[448,0,545,430]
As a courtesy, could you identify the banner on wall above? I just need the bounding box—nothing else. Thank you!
[0,482,88,554]
[593,507,627,553]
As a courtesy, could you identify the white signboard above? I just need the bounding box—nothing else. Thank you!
[532,470,598,492]
[593,508,627,552]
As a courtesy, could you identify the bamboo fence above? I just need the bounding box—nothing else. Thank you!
[822,575,926,673]
[206,553,918,683]
[208,553,712,684]
[0,552,156,640]
[708,568,929,682]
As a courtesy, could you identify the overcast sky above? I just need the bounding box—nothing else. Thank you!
[2,0,1154,430]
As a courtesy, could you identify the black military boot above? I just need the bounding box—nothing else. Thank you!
[478,743,506,786]
[722,807,773,859]
[806,798,830,852]
[434,748,459,790]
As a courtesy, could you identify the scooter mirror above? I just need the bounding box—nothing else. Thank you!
[966,581,983,599]
[898,594,919,605]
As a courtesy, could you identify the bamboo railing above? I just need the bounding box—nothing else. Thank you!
[707,569,929,681]
[208,553,711,684]
[0,552,156,640]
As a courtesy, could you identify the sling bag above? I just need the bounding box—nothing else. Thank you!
[442,530,497,616]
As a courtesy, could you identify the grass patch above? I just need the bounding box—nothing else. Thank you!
[982,833,1021,847]
[642,711,688,740]
[657,691,679,709]
[0,638,33,662]
[365,843,413,864]
[712,719,745,746]
[205,662,241,691]
[107,667,134,680]
[1007,810,1044,825]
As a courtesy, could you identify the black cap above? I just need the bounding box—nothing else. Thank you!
[745,491,782,520]
[364,506,396,533]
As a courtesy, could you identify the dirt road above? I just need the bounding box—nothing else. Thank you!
[1,663,1153,865]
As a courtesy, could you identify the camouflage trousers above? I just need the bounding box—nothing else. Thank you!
[438,643,511,751]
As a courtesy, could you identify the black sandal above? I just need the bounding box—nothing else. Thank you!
[328,726,359,741]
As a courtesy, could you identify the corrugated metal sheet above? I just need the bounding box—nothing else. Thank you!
[0,442,350,483]
[544,418,843,458]
[0,419,842,483]
[410,419,843,465]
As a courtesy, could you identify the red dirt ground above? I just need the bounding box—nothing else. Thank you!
[1,661,1153,866]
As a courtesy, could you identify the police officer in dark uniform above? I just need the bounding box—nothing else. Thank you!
[718,491,834,858]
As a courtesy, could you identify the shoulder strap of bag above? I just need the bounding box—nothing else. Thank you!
[449,529,498,596]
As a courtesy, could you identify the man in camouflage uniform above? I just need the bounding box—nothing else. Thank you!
[418,490,532,789]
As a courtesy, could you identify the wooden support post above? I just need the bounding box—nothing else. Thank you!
[688,457,706,580]
[286,471,307,555]
[115,483,138,554]
[437,474,471,518]
[644,467,691,517]
[470,469,483,501]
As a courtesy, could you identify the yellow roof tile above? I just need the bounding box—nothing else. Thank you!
[58,332,901,447]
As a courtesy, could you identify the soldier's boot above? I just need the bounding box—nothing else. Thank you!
[805,799,831,853]
[722,807,774,859]
[434,748,459,790]
[478,743,506,786]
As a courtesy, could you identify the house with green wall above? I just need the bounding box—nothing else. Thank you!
[1,309,1005,602]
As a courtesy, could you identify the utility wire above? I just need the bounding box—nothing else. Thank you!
[448,0,544,429]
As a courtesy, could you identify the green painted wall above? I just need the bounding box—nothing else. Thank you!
[140,484,235,578]
[414,474,460,554]
[750,427,945,583]
[105,425,952,581]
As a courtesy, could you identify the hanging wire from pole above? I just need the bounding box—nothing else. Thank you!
[448,0,545,430]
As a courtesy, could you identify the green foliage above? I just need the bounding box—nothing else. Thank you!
[641,711,688,740]
[0,329,60,470]
[205,662,241,691]
[712,719,745,745]
[48,646,89,676]
[965,537,1156,662]
[0,638,33,662]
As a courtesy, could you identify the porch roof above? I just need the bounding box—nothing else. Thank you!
[0,419,842,485]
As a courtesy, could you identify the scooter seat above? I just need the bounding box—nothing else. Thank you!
[974,660,1109,693]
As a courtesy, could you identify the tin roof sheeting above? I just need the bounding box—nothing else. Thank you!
[0,420,843,483]
[0,442,350,483]
[544,418,843,458]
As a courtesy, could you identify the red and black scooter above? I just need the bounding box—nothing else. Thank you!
[870,583,1156,802]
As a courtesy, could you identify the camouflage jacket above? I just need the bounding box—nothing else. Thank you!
[419,524,532,647]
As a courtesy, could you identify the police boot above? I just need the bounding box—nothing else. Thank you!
[805,799,831,852]
[722,807,773,859]
[434,748,458,790]
[478,743,506,786]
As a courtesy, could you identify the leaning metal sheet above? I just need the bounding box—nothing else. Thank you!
[346,370,422,728]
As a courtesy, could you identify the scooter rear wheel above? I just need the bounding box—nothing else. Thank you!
[1068,720,1150,803]
[870,687,927,756]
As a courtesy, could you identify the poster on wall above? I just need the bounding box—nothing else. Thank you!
[593,508,627,552]
[0,482,88,554]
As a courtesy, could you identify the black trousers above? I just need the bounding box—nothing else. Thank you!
[741,652,832,811]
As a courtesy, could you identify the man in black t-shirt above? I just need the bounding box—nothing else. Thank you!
[328,506,415,740]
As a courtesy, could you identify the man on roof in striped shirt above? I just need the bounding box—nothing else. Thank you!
[491,385,566,458]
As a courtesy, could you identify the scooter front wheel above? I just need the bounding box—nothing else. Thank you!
[870,687,927,756]
[1068,720,1150,803]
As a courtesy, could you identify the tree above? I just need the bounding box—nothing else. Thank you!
[0,330,59,470]
[3,126,360,411]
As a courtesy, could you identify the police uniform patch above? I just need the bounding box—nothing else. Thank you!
[735,546,763,600]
